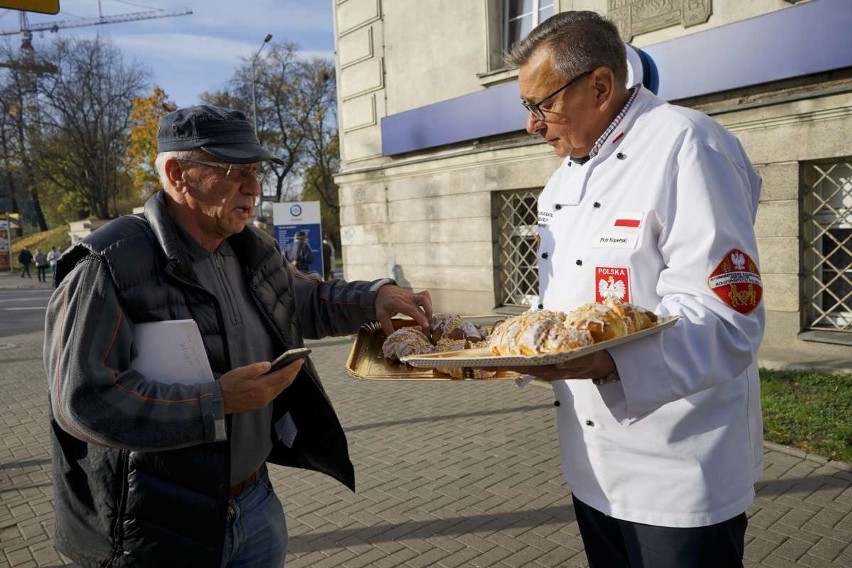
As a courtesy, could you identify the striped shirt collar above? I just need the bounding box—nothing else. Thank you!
[588,86,639,159]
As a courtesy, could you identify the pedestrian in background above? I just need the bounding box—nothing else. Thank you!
[500,11,763,567]
[47,246,60,280]
[44,104,433,567]
[34,248,48,282]
[322,233,335,280]
[286,230,313,273]
[17,246,32,278]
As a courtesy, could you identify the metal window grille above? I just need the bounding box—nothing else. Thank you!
[801,159,852,333]
[495,189,541,308]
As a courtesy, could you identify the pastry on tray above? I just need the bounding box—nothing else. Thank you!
[380,313,496,378]
[489,298,658,356]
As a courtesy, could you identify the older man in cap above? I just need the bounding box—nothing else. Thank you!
[44,104,433,567]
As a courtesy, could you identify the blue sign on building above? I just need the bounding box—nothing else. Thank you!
[272,201,323,276]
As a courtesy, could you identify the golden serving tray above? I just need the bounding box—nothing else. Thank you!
[345,316,520,381]
[401,316,680,369]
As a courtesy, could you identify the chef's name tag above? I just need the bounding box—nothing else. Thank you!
[593,231,638,249]
[593,212,643,249]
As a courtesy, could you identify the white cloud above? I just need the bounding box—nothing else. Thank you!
[9,0,336,107]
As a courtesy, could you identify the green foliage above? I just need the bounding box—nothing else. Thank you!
[760,368,852,462]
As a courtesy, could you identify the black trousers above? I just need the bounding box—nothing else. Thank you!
[573,494,747,568]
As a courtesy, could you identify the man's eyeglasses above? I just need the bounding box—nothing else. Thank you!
[522,69,594,121]
[178,158,267,184]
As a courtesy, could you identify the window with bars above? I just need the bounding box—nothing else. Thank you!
[504,0,555,52]
[801,159,852,335]
[494,189,541,308]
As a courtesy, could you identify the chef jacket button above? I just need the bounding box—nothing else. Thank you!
[542,252,549,259]
[555,204,562,210]
[554,400,561,407]
[617,152,626,160]
[575,259,583,266]
[593,202,601,208]
[585,420,594,427]
[537,303,544,310]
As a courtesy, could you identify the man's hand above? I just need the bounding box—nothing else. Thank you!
[499,349,616,382]
[219,359,304,414]
[374,284,433,334]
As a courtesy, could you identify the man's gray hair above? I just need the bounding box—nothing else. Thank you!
[155,149,202,189]
[504,11,627,86]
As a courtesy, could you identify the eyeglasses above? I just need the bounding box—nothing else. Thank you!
[522,69,594,121]
[178,158,267,184]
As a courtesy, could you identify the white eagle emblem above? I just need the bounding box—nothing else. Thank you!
[598,276,626,300]
[731,251,746,270]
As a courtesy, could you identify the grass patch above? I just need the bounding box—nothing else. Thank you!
[760,368,852,462]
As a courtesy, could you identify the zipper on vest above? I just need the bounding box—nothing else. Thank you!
[213,253,240,327]
[110,450,130,560]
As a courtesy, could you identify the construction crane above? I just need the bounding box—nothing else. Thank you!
[0,1,192,54]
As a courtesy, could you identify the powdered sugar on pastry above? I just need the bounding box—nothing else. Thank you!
[381,327,435,362]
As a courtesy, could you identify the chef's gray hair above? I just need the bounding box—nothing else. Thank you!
[505,11,627,87]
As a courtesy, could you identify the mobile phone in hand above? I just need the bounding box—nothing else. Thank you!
[269,348,312,371]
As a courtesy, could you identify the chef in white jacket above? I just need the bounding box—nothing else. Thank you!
[502,11,764,567]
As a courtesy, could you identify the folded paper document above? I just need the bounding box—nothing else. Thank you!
[130,320,214,385]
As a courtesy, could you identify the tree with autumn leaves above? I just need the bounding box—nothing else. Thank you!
[126,87,176,200]
[0,36,148,228]
[0,34,340,247]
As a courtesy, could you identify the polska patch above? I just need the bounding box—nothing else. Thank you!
[708,249,762,314]
[596,266,630,303]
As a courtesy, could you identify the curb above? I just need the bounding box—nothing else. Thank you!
[763,440,852,472]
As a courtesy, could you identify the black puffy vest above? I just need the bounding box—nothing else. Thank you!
[50,193,353,567]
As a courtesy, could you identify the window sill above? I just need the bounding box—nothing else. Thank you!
[798,330,852,347]
[477,67,518,88]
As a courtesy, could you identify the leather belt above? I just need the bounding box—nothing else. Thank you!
[228,463,267,498]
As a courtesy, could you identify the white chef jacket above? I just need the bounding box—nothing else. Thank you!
[537,86,765,528]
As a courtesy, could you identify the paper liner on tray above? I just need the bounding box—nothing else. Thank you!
[400,316,679,369]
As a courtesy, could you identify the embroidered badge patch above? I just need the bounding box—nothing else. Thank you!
[596,266,630,303]
[708,249,762,314]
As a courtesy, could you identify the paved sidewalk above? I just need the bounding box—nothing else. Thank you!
[1,319,850,567]
[1,270,850,566]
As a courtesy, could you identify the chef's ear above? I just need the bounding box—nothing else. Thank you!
[591,67,618,108]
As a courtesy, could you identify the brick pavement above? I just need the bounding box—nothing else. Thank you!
[1,316,850,567]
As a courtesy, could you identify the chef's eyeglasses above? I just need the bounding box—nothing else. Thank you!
[178,158,267,184]
[522,69,594,121]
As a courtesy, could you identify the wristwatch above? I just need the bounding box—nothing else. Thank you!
[592,368,620,386]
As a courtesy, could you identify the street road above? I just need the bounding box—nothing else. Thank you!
[0,288,53,338]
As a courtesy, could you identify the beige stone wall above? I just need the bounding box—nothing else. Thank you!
[713,91,852,362]
[338,142,561,314]
[334,0,386,166]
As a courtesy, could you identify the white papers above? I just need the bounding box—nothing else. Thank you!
[130,320,214,385]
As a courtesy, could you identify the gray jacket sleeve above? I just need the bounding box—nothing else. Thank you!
[287,265,393,340]
[44,256,226,451]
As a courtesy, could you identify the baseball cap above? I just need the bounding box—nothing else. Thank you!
[157,104,284,165]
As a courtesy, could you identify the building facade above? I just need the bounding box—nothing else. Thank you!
[332,0,852,366]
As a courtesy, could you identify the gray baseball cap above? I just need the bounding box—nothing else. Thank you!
[157,104,284,164]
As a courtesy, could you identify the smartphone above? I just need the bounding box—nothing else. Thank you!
[269,347,312,371]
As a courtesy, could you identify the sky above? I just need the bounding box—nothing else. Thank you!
[0,0,335,107]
